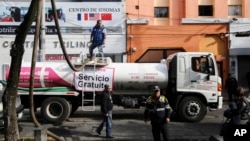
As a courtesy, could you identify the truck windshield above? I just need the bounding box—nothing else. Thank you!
[191,56,215,75]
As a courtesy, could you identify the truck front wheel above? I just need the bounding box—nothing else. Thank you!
[178,97,207,122]
[41,97,71,123]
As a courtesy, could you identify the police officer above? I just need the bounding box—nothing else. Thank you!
[144,85,172,141]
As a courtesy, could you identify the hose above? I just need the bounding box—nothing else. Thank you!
[29,0,64,140]
[51,0,85,72]
[0,80,74,92]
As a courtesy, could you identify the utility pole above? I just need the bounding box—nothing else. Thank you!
[38,0,46,61]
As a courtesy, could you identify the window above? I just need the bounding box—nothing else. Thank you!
[154,7,168,18]
[228,5,242,16]
[192,58,201,72]
[199,5,213,16]
[191,57,215,75]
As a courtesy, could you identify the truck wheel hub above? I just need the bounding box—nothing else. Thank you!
[186,102,200,116]
[48,103,63,118]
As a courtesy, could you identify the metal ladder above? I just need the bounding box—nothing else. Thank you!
[81,51,105,111]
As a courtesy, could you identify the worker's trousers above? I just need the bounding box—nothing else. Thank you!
[151,121,170,141]
[96,111,112,137]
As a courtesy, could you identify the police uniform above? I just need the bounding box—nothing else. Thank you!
[144,86,172,141]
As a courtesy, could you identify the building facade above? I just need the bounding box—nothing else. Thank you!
[126,0,250,88]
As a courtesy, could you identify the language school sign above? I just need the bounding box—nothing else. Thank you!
[0,1,124,28]
[0,0,126,60]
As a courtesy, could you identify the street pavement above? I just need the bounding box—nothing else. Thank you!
[13,104,227,141]
[0,93,229,141]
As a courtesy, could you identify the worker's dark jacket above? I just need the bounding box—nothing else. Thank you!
[91,25,105,45]
[100,91,113,114]
[144,95,172,123]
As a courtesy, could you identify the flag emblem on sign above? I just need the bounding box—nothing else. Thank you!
[77,13,81,21]
[84,13,88,20]
[77,13,107,21]
[101,13,112,20]
[89,13,100,21]
[77,13,88,21]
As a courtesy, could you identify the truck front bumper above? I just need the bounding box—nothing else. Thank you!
[217,96,223,109]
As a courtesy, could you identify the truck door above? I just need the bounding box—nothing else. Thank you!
[189,55,218,94]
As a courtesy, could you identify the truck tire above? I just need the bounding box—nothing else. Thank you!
[41,97,71,123]
[178,96,207,122]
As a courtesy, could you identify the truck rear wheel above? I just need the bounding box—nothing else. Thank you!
[178,96,207,122]
[41,97,71,123]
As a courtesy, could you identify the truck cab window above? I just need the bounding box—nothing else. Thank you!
[192,58,201,72]
[192,57,215,75]
[200,59,207,73]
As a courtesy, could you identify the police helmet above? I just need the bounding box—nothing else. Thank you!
[153,85,160,91]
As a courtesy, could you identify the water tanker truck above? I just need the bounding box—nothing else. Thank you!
[0,52,223,123]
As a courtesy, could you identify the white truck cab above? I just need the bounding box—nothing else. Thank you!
[166,52,223,122]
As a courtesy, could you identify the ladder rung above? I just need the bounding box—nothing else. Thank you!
[83,100,95,102]
[81,108,95,111]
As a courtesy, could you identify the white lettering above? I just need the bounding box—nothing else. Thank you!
[234,129,247,136]
[0,27,16,33]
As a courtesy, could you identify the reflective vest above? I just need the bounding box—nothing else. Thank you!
[144,95,172,121]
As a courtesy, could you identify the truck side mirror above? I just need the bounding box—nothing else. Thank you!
[208,68,214,75]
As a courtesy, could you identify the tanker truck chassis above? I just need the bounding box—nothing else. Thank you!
[0,52,223,123]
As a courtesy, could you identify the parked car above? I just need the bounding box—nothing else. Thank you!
[0,83,24,127]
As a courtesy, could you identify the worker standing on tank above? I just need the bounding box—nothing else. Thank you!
[89,20,106,60]
[144,85,173,141]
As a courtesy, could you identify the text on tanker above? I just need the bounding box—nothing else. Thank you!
[78,74,109,82]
